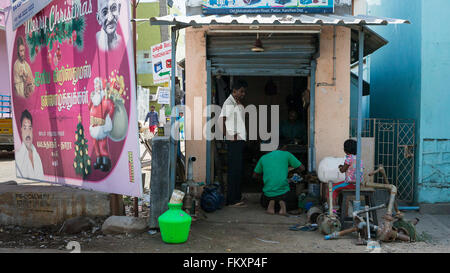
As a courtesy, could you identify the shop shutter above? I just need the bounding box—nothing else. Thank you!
[207,33,319,76]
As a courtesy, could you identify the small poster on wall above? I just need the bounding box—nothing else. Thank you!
[157,87,170,105]
[203,0,334,15]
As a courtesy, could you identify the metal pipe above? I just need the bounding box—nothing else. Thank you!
[357,221,379,232]
[308,60,317,172]
[169,26,178,194]
[366,207,371,240]
[132,0,139,218]
[324,227,357,240]
[368,165,401,215]
[187,156,197,182]
[206,60,212,185]
[398,206,420,211]
[353,204,386,217]
[354,29,365,213]
[207,29,322,34]
[328,181,333,215]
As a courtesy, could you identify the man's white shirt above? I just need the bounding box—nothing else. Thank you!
[16,143,44,180]
[219,94,247,141]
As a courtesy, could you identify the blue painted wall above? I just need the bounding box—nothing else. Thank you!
[418,0,450,203]
[350,79,369,120]
[368,0,450,203]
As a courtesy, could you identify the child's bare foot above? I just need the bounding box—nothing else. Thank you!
[266,200,275,215]
[279,201,287,216]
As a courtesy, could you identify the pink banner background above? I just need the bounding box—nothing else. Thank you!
[6,0,142,197]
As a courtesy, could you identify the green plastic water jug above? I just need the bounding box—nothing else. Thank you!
[158,203,192,244]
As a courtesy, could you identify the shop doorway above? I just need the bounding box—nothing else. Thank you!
[211,75,310,193]
[205,32,319,195]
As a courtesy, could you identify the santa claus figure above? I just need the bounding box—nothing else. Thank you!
[89,77,115,172]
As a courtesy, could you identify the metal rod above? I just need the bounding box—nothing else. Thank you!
[354,29,365,212]
[353,204,385,216]
[309,60,317,172]
[169,26,177,193]
[206,60,212,184]
[207,29,322,34]
[328,181,333,215]
[132,0,139,218]
[366,207,371,240]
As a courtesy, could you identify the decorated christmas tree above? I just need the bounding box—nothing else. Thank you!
[73,115,91,178]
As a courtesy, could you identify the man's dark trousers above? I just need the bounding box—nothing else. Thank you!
[226,140,245,205]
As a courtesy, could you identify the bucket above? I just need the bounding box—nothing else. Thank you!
[158,203,192,244]
[308,183,320,197]
[169,190,185,204]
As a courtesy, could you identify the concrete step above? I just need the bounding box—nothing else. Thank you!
[0,183,111,228]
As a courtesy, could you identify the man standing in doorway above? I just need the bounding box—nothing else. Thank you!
[219,79,248,207]
[145,105,159,134]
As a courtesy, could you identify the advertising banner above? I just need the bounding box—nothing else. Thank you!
[151,40,171,85]
[202,0,334,15]
[6,0,143,197]
[11,0,53,30]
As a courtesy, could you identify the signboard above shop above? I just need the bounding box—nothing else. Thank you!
[202,0,334,15]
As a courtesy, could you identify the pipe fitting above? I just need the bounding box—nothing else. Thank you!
[187,156,197,181]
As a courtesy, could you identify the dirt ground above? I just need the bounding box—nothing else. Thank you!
[0,151,449,253]
[1,193,449,253]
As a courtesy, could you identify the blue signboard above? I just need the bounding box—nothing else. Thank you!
[203,0,334,15]
[11,0,53,30]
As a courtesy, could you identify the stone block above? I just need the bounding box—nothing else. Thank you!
[101,216,148,234]
[0,184,110,228]
[59,216,97,234]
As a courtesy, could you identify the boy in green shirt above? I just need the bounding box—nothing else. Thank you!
[253,146,305,215]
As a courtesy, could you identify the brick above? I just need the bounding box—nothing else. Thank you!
[423,139,436,153]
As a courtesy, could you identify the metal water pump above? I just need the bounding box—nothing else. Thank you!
[182,157,206,220]
[324,165,419,243]
[317,181,342,235]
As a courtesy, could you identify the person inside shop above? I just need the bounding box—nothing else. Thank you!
[145,105,159,135]
[16,110,44,180]
[280,109,307,145]
[329,139,364,208]
[219,79,248,208]
[253,145,305,215]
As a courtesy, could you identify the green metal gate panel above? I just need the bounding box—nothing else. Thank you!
[207,33,319,76]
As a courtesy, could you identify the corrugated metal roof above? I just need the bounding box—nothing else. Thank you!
[149,14,410,27]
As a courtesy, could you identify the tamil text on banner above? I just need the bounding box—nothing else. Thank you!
[11,0,53,30]
[151,40,172,85]
[202,0,334,14]
[5,0,143,197]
